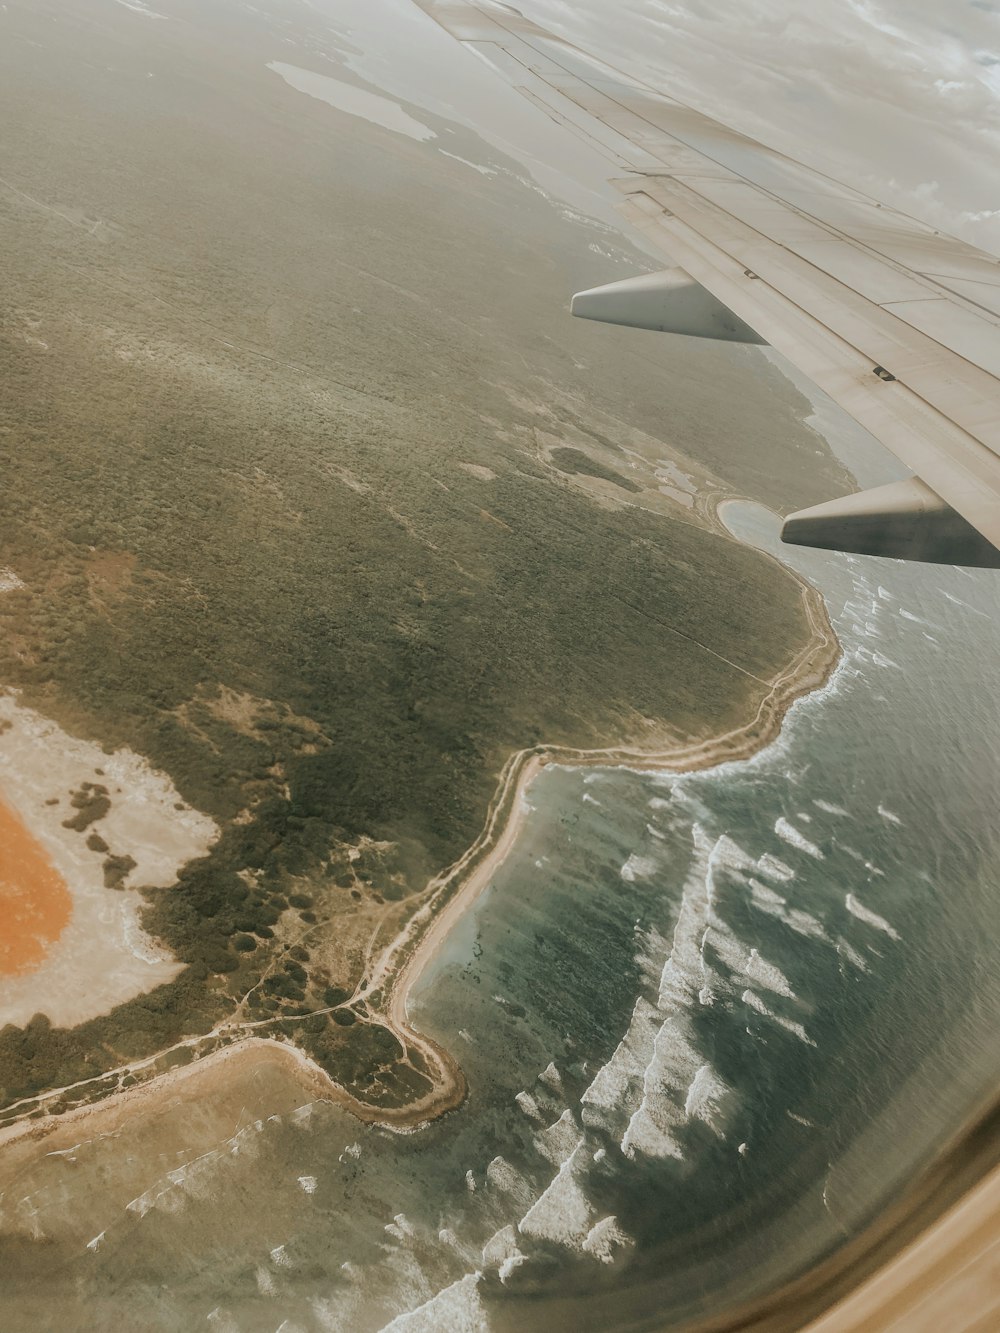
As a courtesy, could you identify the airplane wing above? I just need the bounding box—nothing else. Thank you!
[415,0,1000,567]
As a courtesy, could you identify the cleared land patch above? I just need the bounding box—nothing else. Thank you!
[0,0,851,1120]
[0,693,217,1030]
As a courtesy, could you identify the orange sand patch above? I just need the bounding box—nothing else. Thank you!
[0,799,72,976]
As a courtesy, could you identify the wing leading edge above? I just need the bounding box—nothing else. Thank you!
[415,0,1000,567]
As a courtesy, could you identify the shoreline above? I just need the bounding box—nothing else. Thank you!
[0,564,838,1148]
[370,567,838,1126]
[0,1033,464,1160]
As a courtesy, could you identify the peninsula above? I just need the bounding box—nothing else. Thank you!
[0,0,848,1159]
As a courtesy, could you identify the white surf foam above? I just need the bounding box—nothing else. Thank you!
[846,893,900,940]
[940,589,990,619]
[758,853,796,881]
[814,799,849,816]
[534,1108,583,1167]
[683,1063,734,1136]
[836,938,871,973]
[620,853,658,882]
[115,0,166,17]
[871,651,901,670]
[482,1224,523,1271]
[580,996,660,1128]
[384,1215,415,1243]
[379,1273,487,1332]
[538,1061,564,1093]
[745,948,795,999]
[748,876,828,941]
[518,1143,597,1246]
[582,1215,635,1265]
[485,1156,533,1208]
[775,818,824,859]
[749,878,785,909]
[515,1090,544,1122]
[742,989,816,1047]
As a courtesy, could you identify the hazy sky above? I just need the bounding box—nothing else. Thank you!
[311,1,1000,253]
[520,0,1000,249]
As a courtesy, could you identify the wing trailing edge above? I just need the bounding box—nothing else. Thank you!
[414,0,1000,569]
[574,269,1000,566]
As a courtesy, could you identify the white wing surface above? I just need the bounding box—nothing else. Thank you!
[416,0,1000,566]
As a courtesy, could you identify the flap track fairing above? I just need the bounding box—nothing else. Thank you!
[571,268,766,344]
[783,477,1000,568]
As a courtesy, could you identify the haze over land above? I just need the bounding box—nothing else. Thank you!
[0,0,846,1128]
[4,2,999,1330]
[526,0,1000,252]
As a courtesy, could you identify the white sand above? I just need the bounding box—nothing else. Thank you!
[0,691,218,1027]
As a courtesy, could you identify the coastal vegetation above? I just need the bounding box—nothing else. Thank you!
[0,0,849,1118]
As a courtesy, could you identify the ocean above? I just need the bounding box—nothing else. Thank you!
[10,409,999,1333]
[240,17,1000,1324]
[5,1,998,1319]
[59,463,991,1332]
[383,498,1000,1330]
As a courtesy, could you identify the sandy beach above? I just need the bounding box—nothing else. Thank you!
[0,563,837,1148]
[336,565,840,1129]
[379,571,837,1058]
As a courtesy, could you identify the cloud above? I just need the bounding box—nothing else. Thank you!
[524,0,1000,250]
